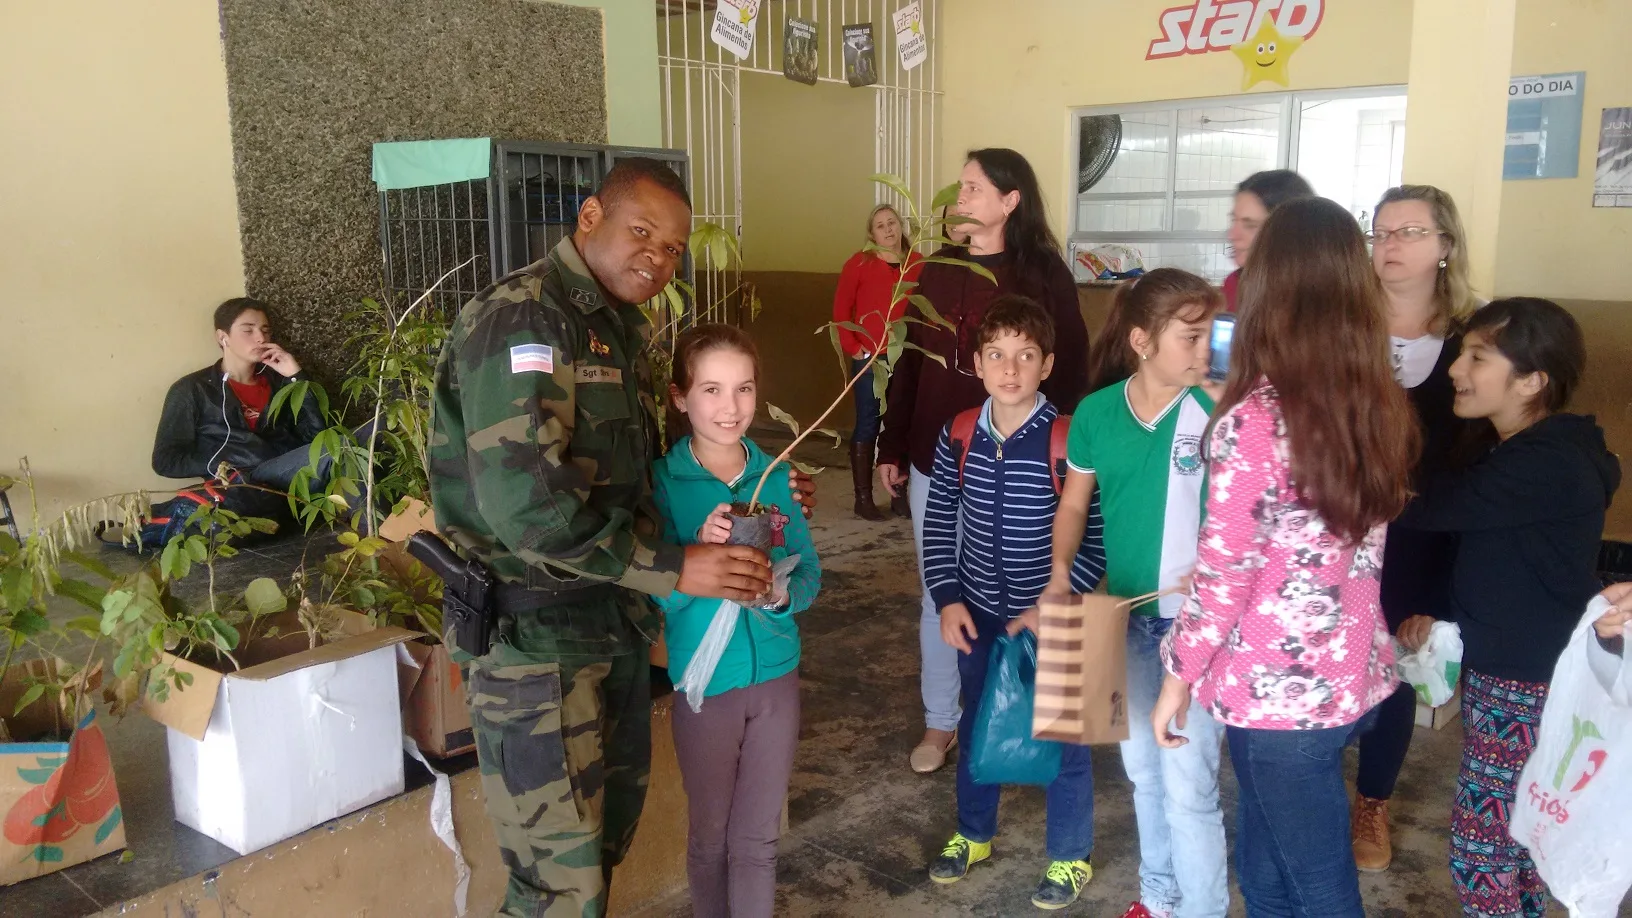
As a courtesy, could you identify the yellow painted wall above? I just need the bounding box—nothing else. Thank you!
[741,76,878,272]
[1496,0,1632,301]
[937,0,1415,241]
[0,1,245,527]
[551,0,663,146]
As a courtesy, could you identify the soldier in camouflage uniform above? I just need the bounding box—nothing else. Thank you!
[428,159,778,917]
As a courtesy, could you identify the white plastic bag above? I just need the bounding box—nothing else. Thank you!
[676,555,801,713]
[1394,621,1464,707]
[1509,596,1632,918]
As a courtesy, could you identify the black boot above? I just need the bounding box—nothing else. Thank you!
[851,441,886,521]
[891,488,911,520]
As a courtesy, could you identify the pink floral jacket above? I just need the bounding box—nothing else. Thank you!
[1160,383,1397,730]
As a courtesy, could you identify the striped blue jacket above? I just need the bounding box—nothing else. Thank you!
[923,397,1106,620]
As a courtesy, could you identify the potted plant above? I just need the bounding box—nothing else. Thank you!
[727,175,990,551]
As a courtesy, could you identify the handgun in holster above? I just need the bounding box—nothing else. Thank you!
[405,531,494,657]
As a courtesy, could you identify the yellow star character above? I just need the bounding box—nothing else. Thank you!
[1231,18,1302,90]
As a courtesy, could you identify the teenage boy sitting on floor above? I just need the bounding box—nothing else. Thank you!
[921,295,1107,910]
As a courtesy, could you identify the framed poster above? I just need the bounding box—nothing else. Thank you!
[1503,72,1585,180]
[1595,107,1632,208]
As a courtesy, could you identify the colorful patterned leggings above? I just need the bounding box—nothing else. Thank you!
[1451,670,1551,918]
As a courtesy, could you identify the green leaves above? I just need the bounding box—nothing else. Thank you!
[243,578,286,617]
[765,402,802,438]
[13,683,44,717]
[931,181,960,212]
[869,173,915,207]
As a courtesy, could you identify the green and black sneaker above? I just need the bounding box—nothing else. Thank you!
[928,832,992,885]
[1031,858,1092,910]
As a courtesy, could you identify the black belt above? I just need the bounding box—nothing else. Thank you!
[490,580,615,612]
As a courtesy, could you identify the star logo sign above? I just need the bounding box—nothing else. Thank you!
[1231,18,1302,89]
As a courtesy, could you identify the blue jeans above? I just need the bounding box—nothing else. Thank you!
[849,357,881,443]
[910,468,961,732]
[1226,708,1379,918]
[1121,616,1228,917]
[956,611,1094,862]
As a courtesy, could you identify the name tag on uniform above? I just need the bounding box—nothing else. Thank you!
[576,364,623,384]
[510,344,554,374]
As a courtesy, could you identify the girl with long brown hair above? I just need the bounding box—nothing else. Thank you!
[1152,197,1419,917]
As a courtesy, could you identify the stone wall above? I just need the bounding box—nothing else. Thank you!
[219,0,607,380]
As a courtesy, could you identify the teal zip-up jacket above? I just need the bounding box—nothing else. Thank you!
[651,436,821,697]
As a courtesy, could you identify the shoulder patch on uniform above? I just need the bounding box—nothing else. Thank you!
[569,287,597,306]
[510,343,555,374]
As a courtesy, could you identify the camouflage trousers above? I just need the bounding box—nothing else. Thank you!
[466,595,652,918]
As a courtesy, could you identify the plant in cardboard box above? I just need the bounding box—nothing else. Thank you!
[0,463,130,884]
[728,176,987,549]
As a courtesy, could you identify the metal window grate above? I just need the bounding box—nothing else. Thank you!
[379,178,492,317]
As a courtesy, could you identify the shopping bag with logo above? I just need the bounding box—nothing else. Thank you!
[1032,592,1133,745]
[1508,596,1632,918]
[967,632,1061,786]
[1395,620,1464,707]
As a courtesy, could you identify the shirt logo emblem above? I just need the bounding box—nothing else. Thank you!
[587,330,612,357]
[509,343,554,374]
[1172,434,1203,476]
[569,287,597,306]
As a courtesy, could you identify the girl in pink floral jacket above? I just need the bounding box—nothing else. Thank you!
[1152,198,1421,918]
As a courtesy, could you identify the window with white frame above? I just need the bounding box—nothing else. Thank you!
[1069,88,1407,282]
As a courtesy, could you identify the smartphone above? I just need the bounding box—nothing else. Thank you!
[1207,314,1236,382]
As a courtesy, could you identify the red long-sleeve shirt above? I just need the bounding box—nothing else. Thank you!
[832,250,923,356]
[877,250,1089,475]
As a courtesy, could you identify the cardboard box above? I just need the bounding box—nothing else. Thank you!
[144,611,419,855]
[1416,685,1463,730]
[398,641,474,758]
[0,662,126,885]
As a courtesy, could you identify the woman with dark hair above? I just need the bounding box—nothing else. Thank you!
[1349,184,1481,872]
[1153,197,1420,917]
[1222,169,1315,311]
[877,148,1091,775]
[833,204,922,521]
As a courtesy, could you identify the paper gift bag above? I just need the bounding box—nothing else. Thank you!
[1,707,126,885]
[1032,593,1131,745]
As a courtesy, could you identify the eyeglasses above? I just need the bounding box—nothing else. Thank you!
[1365,226,1444,245]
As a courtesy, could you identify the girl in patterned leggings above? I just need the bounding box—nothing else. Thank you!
[1392,298,1621,917]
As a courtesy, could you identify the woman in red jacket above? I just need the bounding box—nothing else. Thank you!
[834,203,922,520]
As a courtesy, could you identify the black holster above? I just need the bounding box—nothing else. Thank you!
[406,532,493,657]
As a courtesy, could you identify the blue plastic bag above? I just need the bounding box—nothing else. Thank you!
[968,632,1062,786]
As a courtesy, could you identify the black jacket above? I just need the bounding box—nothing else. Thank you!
[1379,334,1466,629]
[151,363,325,482]
[1397,413,1622,682]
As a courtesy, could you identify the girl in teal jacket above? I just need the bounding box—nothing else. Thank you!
[652,324,819,917]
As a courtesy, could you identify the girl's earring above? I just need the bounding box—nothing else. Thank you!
[1438,259,1447,269]
[1140,352,1149,361]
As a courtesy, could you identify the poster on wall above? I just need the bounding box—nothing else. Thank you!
[1594,107,1632,208]
[710,0,761,61]
[1503,72,1585,180]
[843,24,878,87]
[893,1,928,71]
[783,16,818,84]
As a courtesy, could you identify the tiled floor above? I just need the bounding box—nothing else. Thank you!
[6,439,1625,916]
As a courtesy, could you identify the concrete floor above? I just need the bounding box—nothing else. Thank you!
[6,438,1628,916]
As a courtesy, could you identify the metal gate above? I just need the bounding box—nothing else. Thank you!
[657,0,943,285]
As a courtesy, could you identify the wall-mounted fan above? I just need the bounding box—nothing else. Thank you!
[1078,115,1122,194]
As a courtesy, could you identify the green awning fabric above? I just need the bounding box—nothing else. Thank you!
[371,138,492,190]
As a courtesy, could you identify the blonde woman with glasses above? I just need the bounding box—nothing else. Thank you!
[1350,184,1481,873]
[875,148,1091,775]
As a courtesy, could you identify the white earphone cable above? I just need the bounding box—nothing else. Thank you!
[203,371,231,478]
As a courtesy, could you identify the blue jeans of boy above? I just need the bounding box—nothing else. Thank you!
[1226,708,1378,918]
[955,610,1093,862]
[1121,615,1229,917]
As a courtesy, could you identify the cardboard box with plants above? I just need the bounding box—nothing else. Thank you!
[0,467,131,885]
[99,499,418,856]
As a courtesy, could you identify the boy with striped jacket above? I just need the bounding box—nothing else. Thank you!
[921,295,1107,910]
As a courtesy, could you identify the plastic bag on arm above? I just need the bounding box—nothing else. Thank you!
[1509,596,1632,917]
[675,555,802,713]
[968,631,1063,786]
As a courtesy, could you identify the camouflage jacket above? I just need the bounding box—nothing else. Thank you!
[428,237,683,632]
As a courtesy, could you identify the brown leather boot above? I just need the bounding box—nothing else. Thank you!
[850,441,886,521]
[1351,794,1392,871]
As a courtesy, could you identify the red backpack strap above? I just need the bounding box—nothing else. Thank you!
[1050,414,1072,497]
[948,408,981,487]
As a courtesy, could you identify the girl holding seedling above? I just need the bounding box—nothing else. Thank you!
[651,324,821,918]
